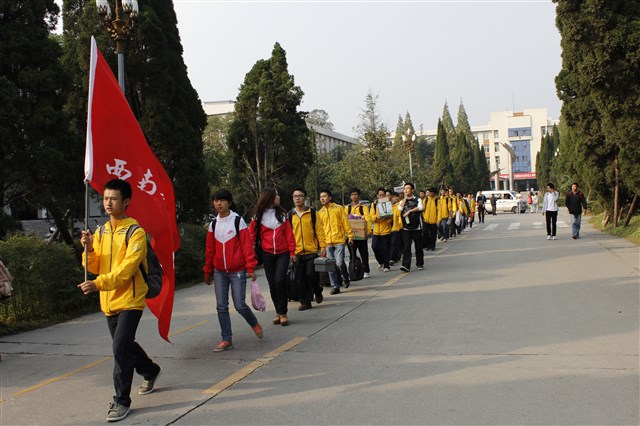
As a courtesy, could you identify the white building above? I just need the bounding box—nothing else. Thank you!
[202,100,359,153]
[422,108,558,190]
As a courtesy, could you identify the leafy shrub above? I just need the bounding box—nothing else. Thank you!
[0,235,93,330]
[174,223,207,287]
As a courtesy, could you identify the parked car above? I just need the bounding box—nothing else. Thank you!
[478,190,527,214]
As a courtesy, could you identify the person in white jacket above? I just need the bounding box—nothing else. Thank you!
[542,183,559,240]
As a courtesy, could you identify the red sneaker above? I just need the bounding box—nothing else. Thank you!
[213,341,233,352]
[252,323,263,339]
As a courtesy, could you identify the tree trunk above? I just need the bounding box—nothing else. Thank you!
[624,193,638,227]
[603,211,610,227]
[614,155,620,228]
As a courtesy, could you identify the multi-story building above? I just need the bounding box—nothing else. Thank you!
[203,100,359,153]
[421,108,558,191]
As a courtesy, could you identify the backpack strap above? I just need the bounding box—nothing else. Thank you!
[211,216,241,239]
[124,224,148,284]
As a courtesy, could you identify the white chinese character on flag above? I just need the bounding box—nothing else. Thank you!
[137,169,157,195]
[106,159,132,180]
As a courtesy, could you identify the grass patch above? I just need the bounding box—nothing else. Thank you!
[590,213,640,245]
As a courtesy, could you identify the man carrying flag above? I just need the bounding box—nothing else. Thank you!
[79,37,179,421]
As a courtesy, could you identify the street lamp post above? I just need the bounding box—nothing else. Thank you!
[96,0,139,94]
[401,128,417,180]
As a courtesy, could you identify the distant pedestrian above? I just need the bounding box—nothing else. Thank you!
[437,189,451,241]
[532,192,540,213]
[422,188,438,251]
[467,193,476,228]
[345,188,371,278]
[542,183,559,240]
[515,192,523,214]
[476,190,486,223]
[398,183,424,272]
[318,189,353,294]
[566,182,588,239]
[370,187,393,271]
[390,190,404,264]
[490,194,497,215]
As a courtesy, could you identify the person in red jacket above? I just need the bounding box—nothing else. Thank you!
[203,189,263,352]
[249,188,296,326]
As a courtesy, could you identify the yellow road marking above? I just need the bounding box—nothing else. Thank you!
[3,319,209,403]
[383,274,405,287]
[169,319,209,337]
[11,356,112,398]
[204,337,307,396]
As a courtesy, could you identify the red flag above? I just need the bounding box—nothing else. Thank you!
[84,37,179,342]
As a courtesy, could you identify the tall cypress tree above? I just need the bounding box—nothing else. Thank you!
[452,132,475,193]
[227,42,312,212]
[1,0,82,242]
[62,0,209,222]
[393,114,404,145]
[441,101,457,158]
[430,119,455,190]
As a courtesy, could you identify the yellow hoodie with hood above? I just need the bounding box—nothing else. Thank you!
[319,202,353,245]
[84,217,148,315]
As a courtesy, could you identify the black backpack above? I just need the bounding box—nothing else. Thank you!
[99,224,163,299]
[348,245,364,282]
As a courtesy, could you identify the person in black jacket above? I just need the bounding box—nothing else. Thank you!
[397,183,424,272]
[566,182,588,239]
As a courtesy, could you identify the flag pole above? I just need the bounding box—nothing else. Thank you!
[84,180,89,282]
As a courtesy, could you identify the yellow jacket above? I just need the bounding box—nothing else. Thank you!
[391,202,403,232]
[84,218,148,316]
[467,198,476,214]
[458,197,469,215]
[422,195,439,224]
[369,201,393,235]
[437,195,451,222]
[289,208,326,255]
[319,203,353,245]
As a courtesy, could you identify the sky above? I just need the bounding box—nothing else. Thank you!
[171,0,563,136]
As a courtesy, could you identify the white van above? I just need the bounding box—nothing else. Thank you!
[477,190,527,214]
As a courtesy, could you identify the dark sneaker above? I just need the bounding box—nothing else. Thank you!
[315,292,323,304]
[400,266,409,273]
[139,368,161,395]
[107,402,131,422]
[330,287,340,295]
[298,304,312,311]
[213,341,233,352]
[344,279,350,289]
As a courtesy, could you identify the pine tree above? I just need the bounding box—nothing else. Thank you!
[474,143,491,190]
[441,101,457,158]
[554,0,640,222]
[62,0,209,222]
[393,115,404,145]
[0,0,82,242]
[227,42,312,212]
[430,119,455,190]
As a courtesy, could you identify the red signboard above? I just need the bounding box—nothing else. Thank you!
[499,172,537,180]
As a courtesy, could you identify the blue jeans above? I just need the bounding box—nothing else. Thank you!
[326,244,348,289]
[570,213,582,237]
[214,270,257,342]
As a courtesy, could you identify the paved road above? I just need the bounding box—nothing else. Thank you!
[1,211,638,425]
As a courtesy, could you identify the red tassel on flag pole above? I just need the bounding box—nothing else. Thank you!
[84,36,179,342]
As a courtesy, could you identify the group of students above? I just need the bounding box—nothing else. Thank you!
[76,178,490,422]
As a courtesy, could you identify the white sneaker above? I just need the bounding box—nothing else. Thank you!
[547,235,551,240]
[377,264,383,271]
[383,268,390,272]
[363,272,370,278]
[552,236,556,240]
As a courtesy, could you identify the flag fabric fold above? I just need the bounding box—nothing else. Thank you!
[85,36,179,342]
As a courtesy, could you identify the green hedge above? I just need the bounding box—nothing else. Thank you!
[174,223,207,287]
[0,235,96,332]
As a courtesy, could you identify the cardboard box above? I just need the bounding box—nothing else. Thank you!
[313,257,336,272]
[349,219,368,240]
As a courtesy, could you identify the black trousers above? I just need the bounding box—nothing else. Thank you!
[372,234,391,268]
[352,239,370,273]
[424,223,438,250]
[390,231,403,262]
[262,251,290,315]
[545,210,558,236]
[491,204,497,215]
[477,205,485,223]
[107,310,159,407]
[402,229,424,269]
[295,253,321,306]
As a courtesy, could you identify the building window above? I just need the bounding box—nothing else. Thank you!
[494,142,499,152]
[495,156,500,165]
